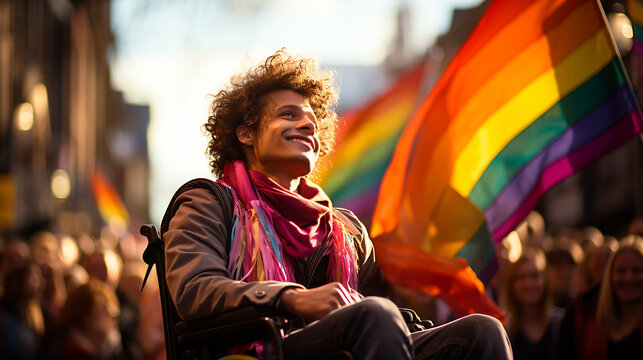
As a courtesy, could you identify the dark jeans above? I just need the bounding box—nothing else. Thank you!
[282,297,512,360]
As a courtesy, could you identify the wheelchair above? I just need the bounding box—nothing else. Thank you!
[140,224,432,360]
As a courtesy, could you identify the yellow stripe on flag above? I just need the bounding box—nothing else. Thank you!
[450,28,615,196]
[629,0,643,26]
[325,98,416,177]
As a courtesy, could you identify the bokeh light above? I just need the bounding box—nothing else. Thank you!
[51,169,71,199]
[15,102,34,131]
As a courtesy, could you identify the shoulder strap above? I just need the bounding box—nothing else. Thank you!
[160,178,234,240]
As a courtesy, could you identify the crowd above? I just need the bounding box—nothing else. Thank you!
[0,224,165,360]
[0,212,641,360]
[490,213,643,359]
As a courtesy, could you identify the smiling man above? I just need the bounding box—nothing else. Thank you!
[162,49,512,359]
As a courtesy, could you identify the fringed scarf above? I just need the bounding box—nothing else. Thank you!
[220,161,359,290]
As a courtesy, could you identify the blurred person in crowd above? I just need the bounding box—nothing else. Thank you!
[556,235,643,359]
[0,236,31,294]
[82,248,122,288]
[579,226,604,253]
[116,262,144,360]
[0,262,46,360]
[135,266,165,360]
[555,233,616,359]
[30,231,68,328]
[488,231,518,308]
[63,263,90,296]
[503,248,563,360]
[82,248,143,360]
[628,217,643,237]
[579,236,617,294]
[57,279,124,360]
[594,235,643,358]
[545,229,583,309]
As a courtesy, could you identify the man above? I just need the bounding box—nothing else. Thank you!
[163,49,512,359]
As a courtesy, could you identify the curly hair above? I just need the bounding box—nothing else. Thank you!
[204,49,339,178]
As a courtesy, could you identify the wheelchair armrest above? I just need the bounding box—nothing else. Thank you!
[175,306,288,353]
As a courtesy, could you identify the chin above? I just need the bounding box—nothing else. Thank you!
[291,154,318,176]
[292,162,315,178]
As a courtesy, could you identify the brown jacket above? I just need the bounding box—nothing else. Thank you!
[163,186,387,321]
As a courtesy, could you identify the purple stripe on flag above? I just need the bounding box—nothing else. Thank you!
[479,256,498,284]
[634,39,643,56]
[491,111,643,241]
[484,86,637,232]
[335,185,380,220]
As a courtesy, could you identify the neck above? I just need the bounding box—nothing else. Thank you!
[267,173,301,192]
[245,160,303,192]
[521,303,544,321]
[620,299,642,318]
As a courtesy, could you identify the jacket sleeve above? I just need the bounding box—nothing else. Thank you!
[335,208,391,297]
[164,188,304,321]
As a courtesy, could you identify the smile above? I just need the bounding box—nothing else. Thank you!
[285,135,316,151]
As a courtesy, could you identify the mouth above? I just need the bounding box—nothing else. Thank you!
[285,134,317,152]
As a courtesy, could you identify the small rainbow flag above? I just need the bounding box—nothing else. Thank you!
[629,0,643,54]
[371,0,643,318]
[318,63,430,226]
[91,170,130,230]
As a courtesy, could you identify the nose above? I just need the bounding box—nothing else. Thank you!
[297,116,317,135]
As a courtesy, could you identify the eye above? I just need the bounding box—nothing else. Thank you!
[281,111,295,118]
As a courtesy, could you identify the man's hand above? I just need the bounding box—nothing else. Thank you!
[277,282,363,320]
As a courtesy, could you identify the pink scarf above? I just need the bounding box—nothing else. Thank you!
[220,161,358,290]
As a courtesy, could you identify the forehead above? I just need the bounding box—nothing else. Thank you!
[516,260,541,274]
[614,250,643,267]
[261,90,311,112]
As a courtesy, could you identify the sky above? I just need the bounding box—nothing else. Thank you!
[109,0,484,222]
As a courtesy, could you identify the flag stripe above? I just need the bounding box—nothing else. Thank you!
[469,58,626,210]
[321,64,426,188]
[453,223,495,276]
[492,111,643,240]
[371,0,601,236]
[331,156,390,206]
[323,129,402,195]
[629,0,643,26]
[329,98,417,176]
[319,64,427,226]
[336,185,380,224]
[633,21,643,40]
[485,85,637,232]
[435,0,591,126]
[91,171,130,227]
[335,64,426,142]
[431,0,602,193]
[423,187,486,258]
[450,27,615,197]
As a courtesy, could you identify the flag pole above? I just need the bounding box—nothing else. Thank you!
[630,41,641,220]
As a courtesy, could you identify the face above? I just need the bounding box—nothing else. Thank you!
[548,261,573,294]
[239,90,320,183]
[611,250,643,304]
[513,260,546,306]
[22,264,45,300]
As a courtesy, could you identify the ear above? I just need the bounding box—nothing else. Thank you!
[236,125,254,146]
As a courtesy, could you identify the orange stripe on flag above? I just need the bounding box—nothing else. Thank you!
[91,170,130,229]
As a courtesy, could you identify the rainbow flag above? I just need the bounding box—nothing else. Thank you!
[318,63,430,226]
[371,0,643,318]
[629,0,643,54]
[91,170,130,230]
